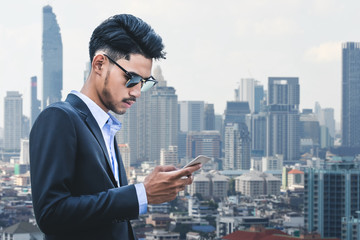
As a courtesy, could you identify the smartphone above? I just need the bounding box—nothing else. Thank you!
[182,155,211,168]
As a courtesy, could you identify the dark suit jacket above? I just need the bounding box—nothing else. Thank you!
[30,94,138,240]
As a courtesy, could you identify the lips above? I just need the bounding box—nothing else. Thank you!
[123,99,135,108]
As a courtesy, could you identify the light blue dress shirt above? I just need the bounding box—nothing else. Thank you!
[70,90,148,215]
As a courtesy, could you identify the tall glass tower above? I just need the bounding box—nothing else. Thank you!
[267,77,300,163]
[42,5,63,109]
[342,42,360,147]
[4,91,23,153]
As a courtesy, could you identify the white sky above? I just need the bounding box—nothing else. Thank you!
[1,0,359,128]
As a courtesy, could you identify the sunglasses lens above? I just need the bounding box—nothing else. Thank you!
[141,80,156,92]
[126,76,142,88]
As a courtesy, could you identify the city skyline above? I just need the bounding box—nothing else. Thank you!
[2,0,360,128]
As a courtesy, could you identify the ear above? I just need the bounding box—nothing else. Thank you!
[92,54,106,75]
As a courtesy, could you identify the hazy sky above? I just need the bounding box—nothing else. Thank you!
[1,0,360,128]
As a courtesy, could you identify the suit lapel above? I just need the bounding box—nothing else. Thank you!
[65,94,118,187]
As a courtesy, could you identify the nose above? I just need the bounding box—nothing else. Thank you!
[129,82,142,98]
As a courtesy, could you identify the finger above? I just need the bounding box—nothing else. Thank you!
[171,164,201,179]
[156,165,177,172]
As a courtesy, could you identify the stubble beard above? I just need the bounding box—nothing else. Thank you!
[101,71,127,115]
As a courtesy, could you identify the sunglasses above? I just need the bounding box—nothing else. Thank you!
[104,54,158,92]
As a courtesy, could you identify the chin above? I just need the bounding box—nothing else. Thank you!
[114,108,127,115]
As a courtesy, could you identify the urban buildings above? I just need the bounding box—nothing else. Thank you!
[204,103,215,130]
[304,159,360,239]
[224,123,251,170]
[342,42,360,147]
[186,131,221,159]
[30,76,41,126]
[188,171,229,198]
[4,91,23,156]
[150,82,178,164]
[235,170,281,197]
[160,146,178,166]
[179,101,205,132]
[42,5,63,109]
[118,144,131,178]
[267,77,300,163]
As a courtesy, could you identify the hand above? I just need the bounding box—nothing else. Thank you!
[143,164,201,204]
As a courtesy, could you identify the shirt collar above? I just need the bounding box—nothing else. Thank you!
[70,90,121,130]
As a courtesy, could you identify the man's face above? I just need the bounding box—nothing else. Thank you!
[96,53,153,115]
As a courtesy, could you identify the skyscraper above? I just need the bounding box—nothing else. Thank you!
[30,76,41,126]
[267,77,300,163]
[224,123,251,170]
[42,5,63,109]
[342,42,360,147]
[204,103,215,130]
[251,113,267,156]
[186,131,221,159]
[237,78,255,113]
[150,83,178,164]
[179,101,204,132]
[4,91,23,154]
[224,101,250,126]
[304,160,360,239]
[254,82,264,114]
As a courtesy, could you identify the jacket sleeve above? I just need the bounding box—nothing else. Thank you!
[30,106,139,234]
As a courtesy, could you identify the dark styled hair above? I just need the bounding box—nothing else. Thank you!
[89,14,166,61]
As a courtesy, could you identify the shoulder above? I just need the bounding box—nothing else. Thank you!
[34,101,81,129]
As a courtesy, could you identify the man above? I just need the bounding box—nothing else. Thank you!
[30,14,200,240]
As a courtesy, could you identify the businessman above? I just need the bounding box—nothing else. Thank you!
[30,14,200,240]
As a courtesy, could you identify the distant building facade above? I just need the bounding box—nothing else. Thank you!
[224,123,251,170]
[30,76,41,126]
[186,131,221,159]
[42,5,63,108]
[267,77,300,163]
[304,160,360,239]
[4,91,23,154]
[342,42,360,147]
[235,170,281,197]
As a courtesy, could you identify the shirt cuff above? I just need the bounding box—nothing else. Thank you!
[134,183,148,215]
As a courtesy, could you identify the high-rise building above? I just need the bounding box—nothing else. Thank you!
[237,78,255,113]
[186,131,221,159]
[224,123,251,170]
[21,115,30,139]
[267,77,300,163]
[42,5,63,109]
[224,101,250,126]
[30,76,41,126]
[251,113,267,156]
[342,42,360,147]
[160,146,178,166]
[118,144,131,179]
[304,160,360,239]
[20,139,30,165]
[254,82,264,114]
[179,101,204,132]
[4,91,23,154]
[300,111,320,150]
[204,103,215,130]
[150,80,178,164]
